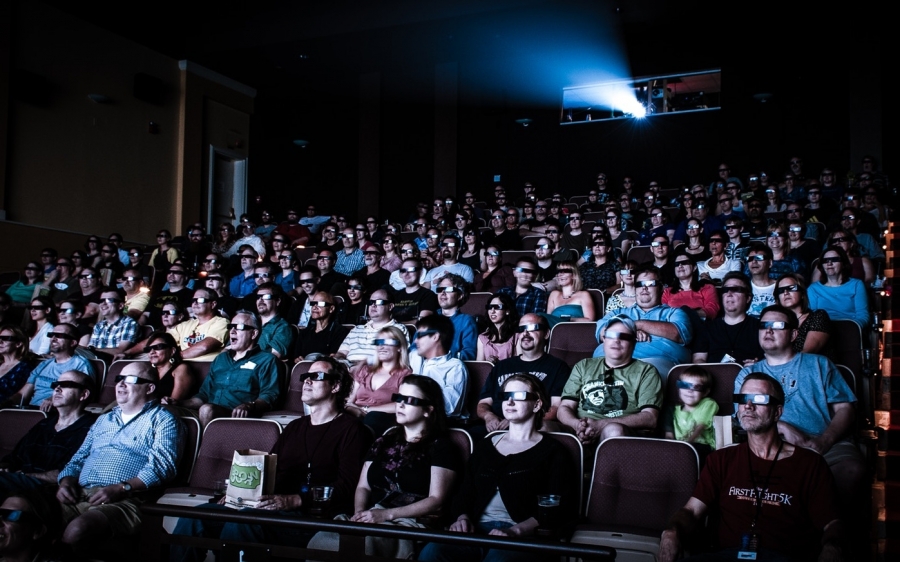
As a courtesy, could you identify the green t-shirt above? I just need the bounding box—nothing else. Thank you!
[561,358,662,420]
[673,397,718,449]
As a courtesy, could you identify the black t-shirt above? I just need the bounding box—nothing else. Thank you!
[479,354,571,417]
[294,320,351,359]
[482,229,522,251]
[3,412,97,473]
[391,287,439,322]
[693,315,764,363]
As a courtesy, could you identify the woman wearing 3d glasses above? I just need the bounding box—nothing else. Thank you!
[419,373,576,562]
[807,247,870,329]
[347,327,413,436]
[774,274,830,355]
[308,374,462,558]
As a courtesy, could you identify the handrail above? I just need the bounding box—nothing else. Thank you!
[140,503,616,561]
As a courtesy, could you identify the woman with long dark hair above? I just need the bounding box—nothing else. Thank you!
[25,296,57,355]
[477,294,519,364]
[662,248,719,320]
[146,331,197,401]
[775,274,830,355]
[0,325,37,407]
[476,245,515,292]
[419,373,576,562]
[308,374,462,558]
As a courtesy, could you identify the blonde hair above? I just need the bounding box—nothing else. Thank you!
[375,326,410,371]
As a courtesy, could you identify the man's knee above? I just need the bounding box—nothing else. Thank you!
[600,423,627,440]
[62,511,108,545]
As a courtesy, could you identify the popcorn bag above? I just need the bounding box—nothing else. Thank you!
[224,449,278,509]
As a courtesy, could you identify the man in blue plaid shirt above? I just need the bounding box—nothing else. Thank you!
[87,289,139,356]
[57,362,183,549]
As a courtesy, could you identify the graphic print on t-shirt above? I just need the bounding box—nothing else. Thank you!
[580,379,627,417]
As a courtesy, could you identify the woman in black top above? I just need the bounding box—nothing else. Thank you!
[419,373,576,562]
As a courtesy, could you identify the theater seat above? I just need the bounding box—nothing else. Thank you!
[0,409,47,459]
[547,322,597,368]
[462,360,494,422]
[85,359,145,413]
[571,437,699,562]
[263,361,312,425]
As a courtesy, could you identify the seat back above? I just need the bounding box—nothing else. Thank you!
[448,428,473,464]
[282,361,314,413]
[586,289,605,316]
[173,416,202,486]
[544,431,584,508]
[189,418,283,489]
[87,359,107,393]
[586,437,698,531]
[460,292,494,318]
[665,363,742,415]
[501,250,536,267]
[463,361,495,418]
[0,409,47,459]
[829,320,864,390]
[184,361,213,389]
[547,322,597,368]
[626,245,653,265]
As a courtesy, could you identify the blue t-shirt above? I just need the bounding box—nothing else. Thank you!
[26,356,98,406]
[735,353,855,437]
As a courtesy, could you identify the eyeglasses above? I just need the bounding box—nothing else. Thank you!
[57,262,71,267]
[748,255,767,262]
[545,230,559,235]
[78,274,94,279]
[435,287,459,294]
[569,216,582,221]
[775,284,800,296]
[146,343,173,351]
[367,299,389,306]
[399,267,419,273]
[392,393,431,407]
[207,277,224,283]
[372,338,401,347]
[650,241,668,248]
[299,278,317,286]
[721,286,750,294]
[821,256,842,264]
[674,261,692,267]
[253,273,271,279]
[841,215,856,221]
[534,244,550,250]
[50,380,88,390]
[347,285,363,291]
[786,208,801,214]
[310,301,333,308]
[49,332,76,341]
[485,304,506,311]
[500,391,538,402]
[317,255,335,261]
[725,224,739,229]
[99,298,121,304]
[256,293,274,301]
[686,225,700,231]
[441,242,457,248]
[341,234,356,239]
[115,375,154,385]
[227,323,255,331]
[604,331,635,341]
[556,269,573,275]
[57,307,75,314]
[676,380,708,392]
[0,335,19,342]
[301,371,340,383]
[734,393,777,405]
[121,276,139,282]
[637,280,659,288]
[789,226,803,233]
[491,215,504,220]
[191,297,212,304]
[415,329,439,338]
[516,323,543,333]
[168,270,186,275]
[486,251,500,257]
[203,258,218,264]
[768,232,784,238]
[830,237,848,244]
[279,255,293,260]
[759,321,788,330]
[162,309,181,316]
[401,249,416,255]
[0,508,41,525]
[514,267,535,274]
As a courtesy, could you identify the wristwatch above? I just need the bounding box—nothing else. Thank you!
[121,481,133,495]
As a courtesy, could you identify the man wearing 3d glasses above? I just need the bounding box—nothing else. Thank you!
[734,304,866,556]
[408,315,467,419]
[56,362,183,549]
[594,267,692,377]
[170,310,281,427]
[0,370,96,498]
[558,315,662,445]
[496,257,549,316]
[659,373,842,562]
[422,234,475,290]
[337,289,410,364]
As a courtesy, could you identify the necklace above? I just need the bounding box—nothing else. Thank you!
[301,412,341,489]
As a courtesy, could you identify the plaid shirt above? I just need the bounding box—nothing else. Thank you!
[335,248,365,276]
[59,401,183,488]
[88,315,139,349]
[497,286,548,316]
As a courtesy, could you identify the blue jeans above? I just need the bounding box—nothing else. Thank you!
[170,502,312,562]
[418,521,552,562]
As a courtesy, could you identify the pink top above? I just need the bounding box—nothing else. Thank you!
[478,333,518,362]
[662,283,720,319]
[353,364,412,407]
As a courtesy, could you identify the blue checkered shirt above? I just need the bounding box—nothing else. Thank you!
[335,248,365,276]
[88,315,139,349]
[58,401,183,488]
[497,285,548,316]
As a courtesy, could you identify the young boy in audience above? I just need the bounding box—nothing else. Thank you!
[664,366,717,455]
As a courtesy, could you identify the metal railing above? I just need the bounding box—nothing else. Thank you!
[140,503,616,562]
